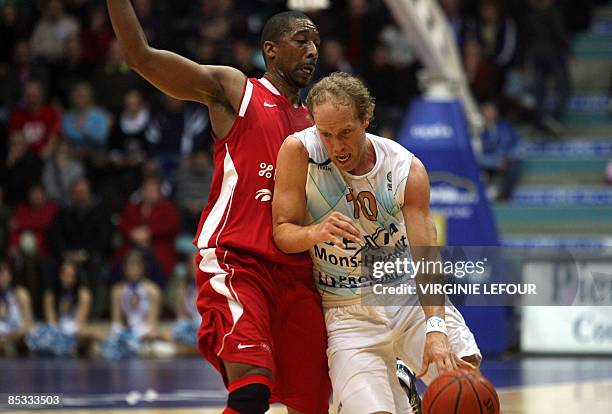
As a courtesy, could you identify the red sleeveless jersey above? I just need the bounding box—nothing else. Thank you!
[194,77,312,265]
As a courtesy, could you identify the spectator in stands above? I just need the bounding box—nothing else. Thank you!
[363,43,417,135]
[9,184,58,259]
[8,183,58,315]
[145,95,209,174]
[478,101,522,201]
[173,147,213,233]
[30,0,79,64]
[162,250,199,355]
[525,0,571,135]
[80,5,114,65]
[338,0,385,71]
[62,82,110,156]
[42,138,85,204]
[195,38,219,65]
[195,0,236,64]
[9,80,61,157]
[313,39,353,81]
[101,248,161,360]
[133,0,164,49]
[441,0,466,47]
[27,259,98,356]
[0,40,48,114]
[463,39,501,102]
[0,0,29,73]
[52,35,93,108]
[465,0,517,71]
[117,174,179,279]
[0,188,10,255]
[47,177,113,316]
[94,39,148,116]
[1,131,43,205]
[109,89,150,167]
[231,39,263,79]
[0,258,33,356]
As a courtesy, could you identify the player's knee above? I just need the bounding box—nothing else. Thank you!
[227,382,271,414]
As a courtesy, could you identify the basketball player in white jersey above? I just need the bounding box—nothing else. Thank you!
[272,72,481,413]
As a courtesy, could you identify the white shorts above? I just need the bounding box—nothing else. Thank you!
[324,303,481,414]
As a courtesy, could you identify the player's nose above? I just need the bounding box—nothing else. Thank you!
[305,41,318,61]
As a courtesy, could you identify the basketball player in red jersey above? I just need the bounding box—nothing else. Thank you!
[107,2,327,413]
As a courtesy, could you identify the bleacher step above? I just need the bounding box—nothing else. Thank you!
[494,205,612,235]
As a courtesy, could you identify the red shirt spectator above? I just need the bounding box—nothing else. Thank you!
[9,184,58,255]
[9,81,61,156]
[117,175,179,276]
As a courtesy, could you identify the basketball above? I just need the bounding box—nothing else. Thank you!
[422,369,500,414]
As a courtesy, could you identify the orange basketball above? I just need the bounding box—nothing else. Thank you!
[422,369,500,414]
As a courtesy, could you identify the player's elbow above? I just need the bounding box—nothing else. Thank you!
[272,225,292,254]
[124,45,154,72]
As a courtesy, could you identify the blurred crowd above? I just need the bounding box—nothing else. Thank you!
[0,0,605,358]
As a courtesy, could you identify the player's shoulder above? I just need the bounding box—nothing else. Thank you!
[367,133,414,163]
[291,126,329,163]
[290,125,317,141]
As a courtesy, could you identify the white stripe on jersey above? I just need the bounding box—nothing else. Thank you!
[197,144,238,249]
[199,249,243,356]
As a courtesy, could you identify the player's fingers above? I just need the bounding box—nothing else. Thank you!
[435,355,450,374]
[447,354,458,371]
[332,222,361,242]
[331,236,345,249]
[332,214,362,231]
[416,356,430,378]
[456,356,476,371]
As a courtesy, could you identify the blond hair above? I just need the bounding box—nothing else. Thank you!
[306,72,375,122]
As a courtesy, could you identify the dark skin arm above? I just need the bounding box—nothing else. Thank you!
[106,0,245,138]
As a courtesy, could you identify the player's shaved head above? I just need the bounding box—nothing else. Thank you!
[260,11,313,50]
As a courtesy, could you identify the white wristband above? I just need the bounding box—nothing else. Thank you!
[425,316,448,336]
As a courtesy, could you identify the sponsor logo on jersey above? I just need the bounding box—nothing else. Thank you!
[255,189,272,202]
[387,171,393,191]
[237,342,272,353]
[263,101,277,108]
[314,245,360,268]
[258,162,273,178]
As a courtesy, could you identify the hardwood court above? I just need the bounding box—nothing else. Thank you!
[2,357,612,414]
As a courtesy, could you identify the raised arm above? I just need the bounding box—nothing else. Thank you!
[272,137,360,253]
[106,0,245,137]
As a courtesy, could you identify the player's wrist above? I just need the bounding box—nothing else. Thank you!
[425,315,448,336]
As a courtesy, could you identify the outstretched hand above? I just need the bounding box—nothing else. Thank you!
[417,332,475,378]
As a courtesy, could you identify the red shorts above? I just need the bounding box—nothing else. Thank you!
[196,247,331,414]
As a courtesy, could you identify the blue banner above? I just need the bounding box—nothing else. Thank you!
[397,98,499,246]
[397,98,506,355]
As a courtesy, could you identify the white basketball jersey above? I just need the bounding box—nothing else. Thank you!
[121,281,151,338]
[293,126,415,306]
[0,290,22,336]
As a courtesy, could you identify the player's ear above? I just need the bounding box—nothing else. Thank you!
[362,115,371,129]
[263,40,277,63]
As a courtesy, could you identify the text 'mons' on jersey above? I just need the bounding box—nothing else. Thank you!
[194,77,312,265]
[294,126,415,306]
